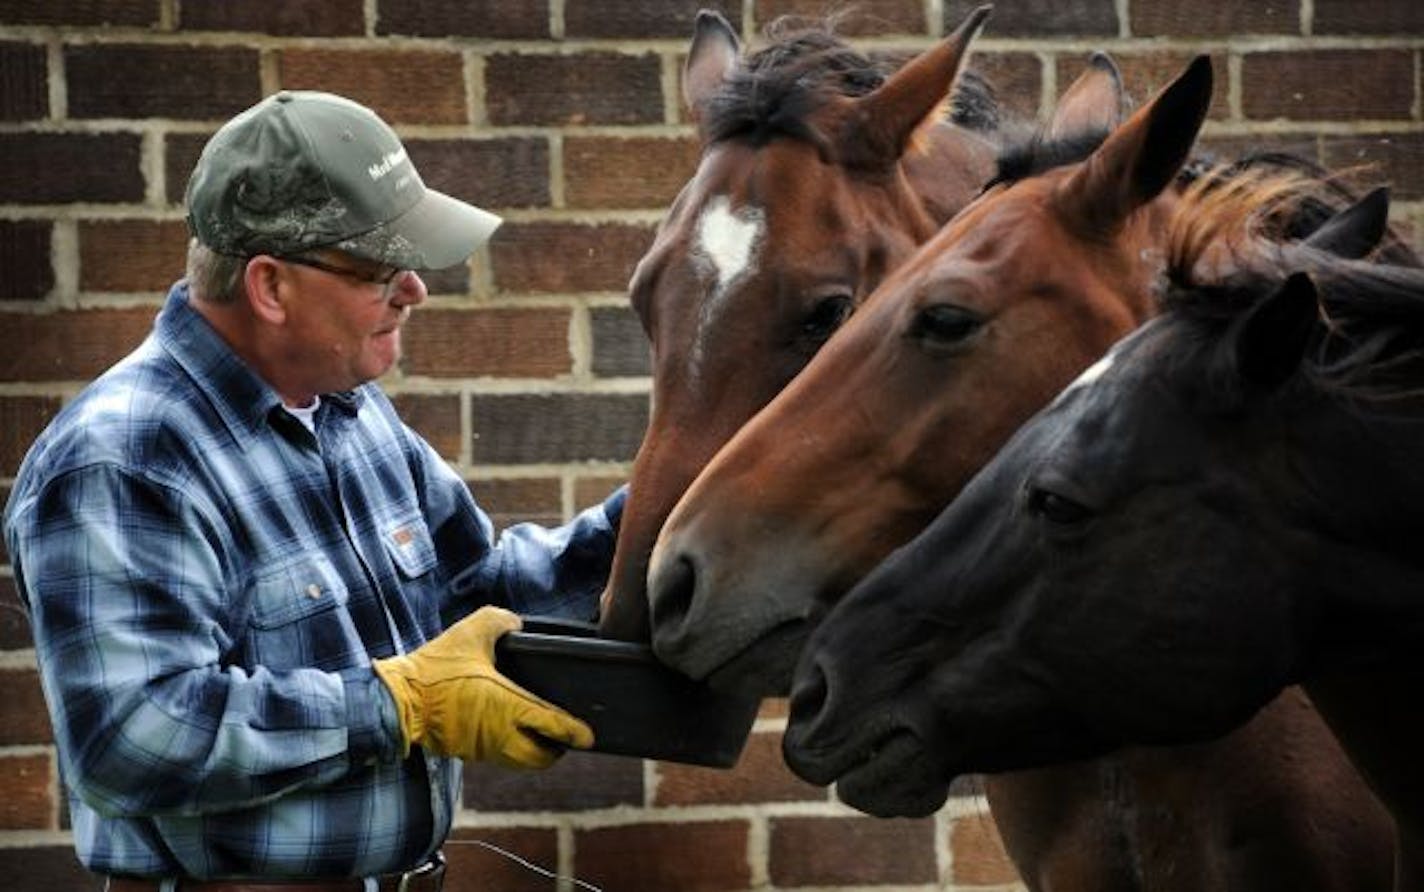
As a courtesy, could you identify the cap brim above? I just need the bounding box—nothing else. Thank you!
[336,188,502,271]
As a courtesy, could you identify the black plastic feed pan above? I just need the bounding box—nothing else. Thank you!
[496,616,762,768]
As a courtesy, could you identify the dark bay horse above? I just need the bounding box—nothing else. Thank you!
[596,7,999,643]
[649,57,1397,889]
[781,184,1424,888]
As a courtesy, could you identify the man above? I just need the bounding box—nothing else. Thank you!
[4,91,623,891]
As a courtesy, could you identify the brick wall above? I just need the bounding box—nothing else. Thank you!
[1,1,1420,889]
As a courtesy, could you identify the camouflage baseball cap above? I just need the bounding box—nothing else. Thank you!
[185,90,501,270]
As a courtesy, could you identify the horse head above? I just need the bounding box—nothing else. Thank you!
[598,6,997,641]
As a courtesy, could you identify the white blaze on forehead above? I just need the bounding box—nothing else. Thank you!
[694,196,764,292]
[685,195,765,383]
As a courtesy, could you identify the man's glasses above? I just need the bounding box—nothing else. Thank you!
[275,254,408,301]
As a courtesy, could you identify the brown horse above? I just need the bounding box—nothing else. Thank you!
[596,7,999,643]
[649,57,1397,889]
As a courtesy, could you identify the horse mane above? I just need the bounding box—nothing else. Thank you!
[1161,166,1424,404]
[700,16,999,152]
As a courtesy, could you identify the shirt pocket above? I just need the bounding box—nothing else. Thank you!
[246,553,358,669]
[382,511,436,580]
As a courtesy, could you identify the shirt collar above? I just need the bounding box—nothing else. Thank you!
[157,282,364,450]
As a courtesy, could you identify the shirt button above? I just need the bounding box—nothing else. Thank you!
[306,583,322,599]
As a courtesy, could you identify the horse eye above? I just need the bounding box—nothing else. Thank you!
[910,304,983,347]
[1026,487,1092,525]
[801,294,855,342]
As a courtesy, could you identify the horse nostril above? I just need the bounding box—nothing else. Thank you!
[788,658,830,730]
[649,554,698,636]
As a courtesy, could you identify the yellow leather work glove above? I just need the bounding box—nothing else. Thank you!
[372,606,594,769]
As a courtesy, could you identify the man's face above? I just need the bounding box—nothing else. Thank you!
[276,250,426,397]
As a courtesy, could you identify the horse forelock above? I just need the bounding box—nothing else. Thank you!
[1159,166,1424,406]
[702,19,1000,158]
[702,25,885,151]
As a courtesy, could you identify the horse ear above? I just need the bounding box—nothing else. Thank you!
[1056,55,1213,233]
[842,4,991,166]
[683,10,741,137]
[1302,186,1390,260]
[1046,52,1126,141]
[1232,272,1320,394]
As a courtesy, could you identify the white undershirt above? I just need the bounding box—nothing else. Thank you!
[284,395,321,434]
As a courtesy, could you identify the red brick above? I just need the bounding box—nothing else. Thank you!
[1314,0,1424,34]
[946,0,1116,36]
[575,821,751,892]
[65,44,260,120]
[79,220,188,293]
[755,0,923,35]
[1131,0,1298,36]
[1,395,61,474]
[564,136,701,210]
[656,730,825,806]
[463,749,641,811]
[0,576,34,651]
[486,53,663,127]
[416,265,470,297]
[950,809,1020,885]
[590,305,650,378]
[407,137,551,210]
[0,41,47,121]
[388,393,461,461]
[1242,50,1414,121]
[1059,51,1229,120]
[1,219,54,301]
[469,476,563,530]
[0,752,53,830]
[0,308,155,383]
[770,814,937,886]
[567,0,742,38]
[0,133,143,203]
[402,307,572,378]
[759,697,788,719]
[165,132,214,207]
[0,668,52,745]
[969,52,1042,124]
[278,49,466,125]
[1322,133,1424,201]
[181,0,365,35]
[0,845,92,889]
[0,0,157,26]
[490,221,653,294]
[444,827,560,892]
[573,475,626,512]
[470,393,648,464]
[378,0,550,38]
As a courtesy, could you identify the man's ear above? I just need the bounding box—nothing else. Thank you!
[242,256,289,325]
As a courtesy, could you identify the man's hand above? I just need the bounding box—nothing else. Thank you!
[373,606,593,768]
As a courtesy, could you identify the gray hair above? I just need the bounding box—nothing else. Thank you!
[185,239,245,304]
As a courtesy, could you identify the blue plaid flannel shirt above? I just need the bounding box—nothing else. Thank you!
[3,282,625,880]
